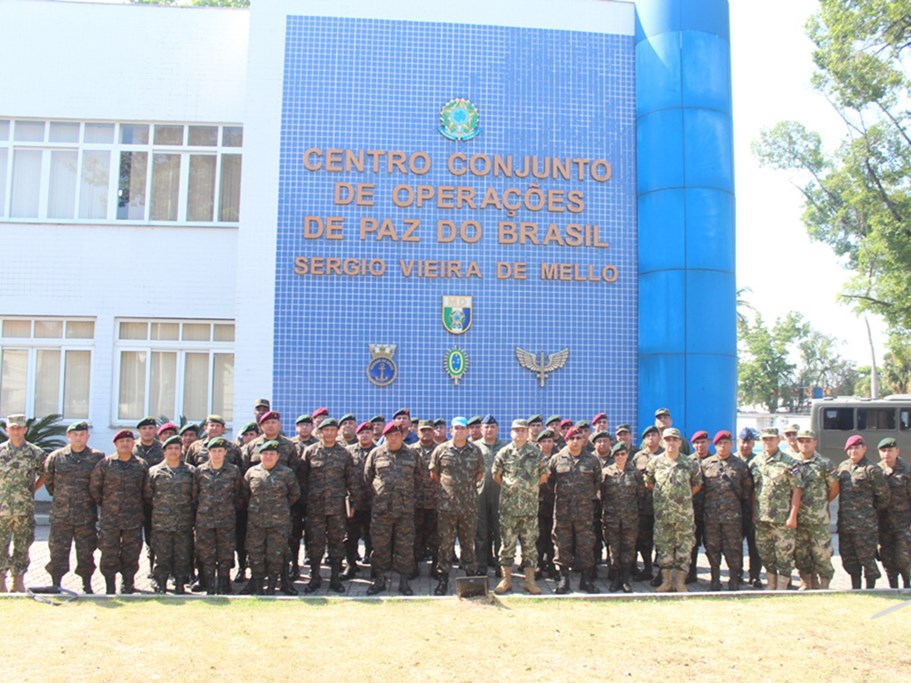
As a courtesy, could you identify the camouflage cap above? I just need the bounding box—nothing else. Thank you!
[206,414,225,425]
[610,441,629,456]
[258,440,279,452]
[254,398,271,409]
[162,435,182,450]
[6,414,27,428]
[797,429,817,440]
[615,424,631,435]
[654,407,670,417]
[783,423,801,435]
[878,436,898,449]
[418,420,434,430]
[511,419,529,429]
[208,436,229,449]
[662,428,682,440]
[66,421,89,433]
[760,427,779,437]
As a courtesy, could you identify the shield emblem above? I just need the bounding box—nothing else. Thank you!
[442,296,473,335]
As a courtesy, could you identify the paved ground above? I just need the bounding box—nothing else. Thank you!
[9,520,900,599]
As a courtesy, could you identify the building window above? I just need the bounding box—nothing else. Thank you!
[115,319,235,424]
[0,318,94,418]
[0,119,242,225]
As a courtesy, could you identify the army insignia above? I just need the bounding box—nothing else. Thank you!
[515,347,569,387]
[438,98,480,141]
[442,296,473,335]
[366,344,398,387]
[444,347,469,385]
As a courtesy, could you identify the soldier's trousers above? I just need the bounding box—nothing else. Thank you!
[196,526,236,571]
[498,513,538,568]
[235,509,248,567]
[98,525,143,578]
[536,512,554,568]
[475,485,500,569]
[755,521,796,575]
[345,508,372,564]
[371,511,415,574]
[794,522,834,579]
[0,514,35,574]
[247,522,289,579]
[636,513,654,567]
[306,513,345,567]
[839,528,880,579]
[289,502,305,565]
[603,515,638,571]
[690,511,705,572]
[152,528,194,578]
[593,500,605,564]
[413,507,436,562]
[654,518,694,571]
[47,521,97,579]
[704,519,743,577]
[742,516,761,579]
[880,520,911,574]
[553,515,595,571]
[437,507,478,574]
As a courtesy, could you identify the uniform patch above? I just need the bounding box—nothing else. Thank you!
[366,344,398,387]
[442,295,473,335]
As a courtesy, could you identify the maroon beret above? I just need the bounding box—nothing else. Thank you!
[691,430,709,443]
[382,422,403,436]
[312,407,329,418]
[258,411,280,425]
[712,430,732,445]
[113,429,135,443]
[355,421,373,434]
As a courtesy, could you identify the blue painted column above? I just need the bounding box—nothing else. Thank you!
[635,0,736,438]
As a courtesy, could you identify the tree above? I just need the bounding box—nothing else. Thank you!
[856,334,911,395]
[130,0,250,7]
[736,286,755,334]
[753,0,911,334]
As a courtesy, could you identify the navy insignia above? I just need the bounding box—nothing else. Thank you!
[442,296,473,335]
[438,98,480,141]
[515,347,569,387]
[444,347,469,386]
[366,344,398,387]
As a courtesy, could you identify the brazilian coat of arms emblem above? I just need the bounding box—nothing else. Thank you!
[438,98,480,141]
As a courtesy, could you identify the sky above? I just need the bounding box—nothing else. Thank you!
[55,0,883,365]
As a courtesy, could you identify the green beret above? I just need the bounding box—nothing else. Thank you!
[208,437,229,449]
[371,415,385,424]
[536,428,555,442]
[575,420,591,430]
[641,425,659,439]
[879,437,899,449]
[339,413,356,425]
[432,418,446,427]
[319,418,339,429]
[258,440,279,453]
[66,421,89,433]
[137,416,157,428]
[545,415,561,426]
[527,415,543,425]
[162,435,182,450]
[466,416,482,427]
[295,414,313,425]
[611,442,629,456]
[591,430,610,442]
[240,421,259,434]
[179,423,199,436]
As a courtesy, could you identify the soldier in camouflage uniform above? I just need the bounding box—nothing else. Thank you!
[413,421,439,578]
[601,441,642,593]
[591,430,613,571]
[549,426,602,594]
[838,434,890,588]
[877,437,911,588]
[243,440,300,595]
[687,431,711,584]
[429,417,485,595]
[737,427,763,587]
[631,425,662,582]
[749,428,803,591]
[185,415,242,468]
[133,416,162,576]
[0,414,46,593]
[89,429,148,594]
[290,414,318,580]
[338,414,358,447]
[492,419,547,595]
[44,421,105,593]
[342,421,374,580]
[193,436,243,595]
[535,429,557,580]
[700,430,751,591]
[144,436,196,594]
[299,418,358,593]
[645,428,702,593]
[364,423,420,595]
[793,429,838,590]
[475,415,506,576]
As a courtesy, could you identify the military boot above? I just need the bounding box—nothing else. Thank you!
[650,569,664,587]
[152,570,168,594]
[121,574,135,595]
[709,566,722,592]
[633,557,653,581]
[727,574,741,592]
[798,573,814,591]
[901,570,910,588]
[289,560,300,581]
[494,567,512,595]
[866,576,877,589]
[104,575,117,595]
[218,570,232,595]
[620,569,633,593]
[304,564,322,594]
[523,566,542,595]
[887,572,899,589]
[265,575,278,596]
[367,575,387,595]
[655,570,674,593]
[11,574,26,593]
[328,562,345,593]
[609,566,623,593]
[674,568,688,593]
[0,571,7,593]
[174,576,188,595]
[51,572,65,589]
[685,563,698,584]
[398,573,414,596]
[433,573,449,596]
[81,576,94,594]
[247,577,264,596]
[341,556,359,580]
[554,569,571,594]
[850,573,862,590]
[205,570,217,596]
[280,567,299,596]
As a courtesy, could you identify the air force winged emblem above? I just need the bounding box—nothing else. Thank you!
[515,347,569,387]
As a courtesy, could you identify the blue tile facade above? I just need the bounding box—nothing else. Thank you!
[274,16,637,428]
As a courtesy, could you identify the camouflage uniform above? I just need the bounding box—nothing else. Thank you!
[144,461,196,582]
[700,454,751,582]
[290,434,318,569]
[794,453,836,581]
[878,457,911,584]
[536,461,556,574]
[299,441,357,570]
[89,454,149,581]
[837,456,889,582]
[430,440,485,575]
[364,444,419,573]
[493,442,546,568]
[44,444,105,582]
[186,437,242,469]
[134,440,163,567]
[750,450,803,575]
[344,442,374,570]
[413,440,439,566]
[0,440,46,576]
[631,449,660,575]
[193,461,243,573]
[646,454,701,571]
[243,463,300,580]
[600,459,642,576]
[738,451,762,582]
[476,438,506,571]
[549,449,602,572]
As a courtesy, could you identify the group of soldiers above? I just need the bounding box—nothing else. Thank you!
[0,402,908,597]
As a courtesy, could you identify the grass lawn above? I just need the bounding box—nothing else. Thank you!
[3,593,909,682]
